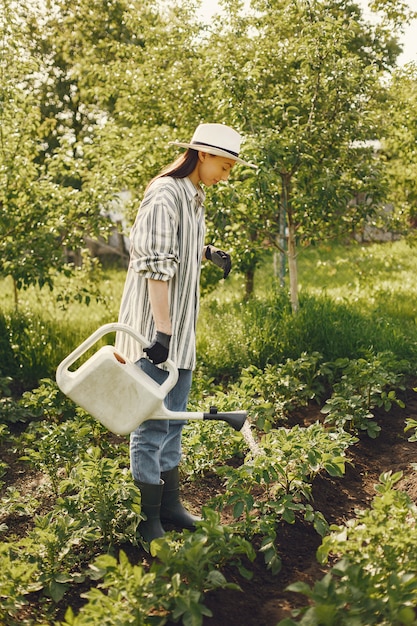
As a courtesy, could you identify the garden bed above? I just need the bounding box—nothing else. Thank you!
[2,389,416,625]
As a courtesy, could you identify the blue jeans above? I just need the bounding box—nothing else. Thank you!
[130,358,193,484]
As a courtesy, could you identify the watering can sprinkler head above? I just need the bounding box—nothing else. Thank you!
[203,406,247,432]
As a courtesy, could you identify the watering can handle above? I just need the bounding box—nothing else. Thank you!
[56,322,179,396]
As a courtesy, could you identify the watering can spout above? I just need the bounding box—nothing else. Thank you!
[203,406,247,432]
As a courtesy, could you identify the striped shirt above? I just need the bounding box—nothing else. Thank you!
[116,176,206,370]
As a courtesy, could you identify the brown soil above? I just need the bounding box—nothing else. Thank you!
[2,387,417,626]
[193,387,417,626]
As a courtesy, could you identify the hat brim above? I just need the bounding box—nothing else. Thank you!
[169,141,257,169]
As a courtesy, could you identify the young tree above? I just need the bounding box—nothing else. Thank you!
[381,64,417,234]
[0,0,212,303]
[202,0,411,308]
[0,0,74,304]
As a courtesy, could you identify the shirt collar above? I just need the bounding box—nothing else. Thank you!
[182,176,205,208]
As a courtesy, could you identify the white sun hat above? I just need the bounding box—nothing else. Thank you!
[169,123,256,169]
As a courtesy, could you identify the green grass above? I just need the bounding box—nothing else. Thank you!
[196,239,417,378]
[1,238,417,389]
[297,239,417,314]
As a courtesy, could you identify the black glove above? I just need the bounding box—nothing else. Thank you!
[206,245,232,278]
[144,331,171,364]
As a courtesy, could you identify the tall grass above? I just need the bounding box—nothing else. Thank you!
[197,239,417,380]
[0,270,125,391]
[1,239,417,391]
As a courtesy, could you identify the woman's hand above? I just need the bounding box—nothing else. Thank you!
[205,245,232,278]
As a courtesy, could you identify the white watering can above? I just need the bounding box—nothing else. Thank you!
[56,323,247,435]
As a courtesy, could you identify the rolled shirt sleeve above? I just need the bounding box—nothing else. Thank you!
[130,182,180,281]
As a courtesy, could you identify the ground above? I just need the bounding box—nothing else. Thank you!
[1,386,417,626]
[190,386,417,626]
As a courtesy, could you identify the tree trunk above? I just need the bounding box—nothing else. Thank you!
[245,268,255,299]
[287,221,298,313]
[278,180,287,288]
[13,276,19,310]
[280,172,298,313]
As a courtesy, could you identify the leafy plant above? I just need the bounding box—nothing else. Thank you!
[20,419,94,493]
[182,419,244,478]
[0,486,40,535]
[404,388,417,442]
[236,352,327,428]
[19,512,88,602]
[321,351,406,437]
[0,376,31,424]
[19,396,126,493]
[212,423,355,573]
[60,510,255,626]
[0,543,42,623]
[280,472,417,625]
[57,448,140,547]
[20,378,77,421]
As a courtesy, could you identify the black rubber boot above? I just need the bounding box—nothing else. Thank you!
[135,480,165,542]
[160,466,202,530]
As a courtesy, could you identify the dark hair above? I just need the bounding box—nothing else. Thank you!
[159,149,199,179]
[144,149,199,193]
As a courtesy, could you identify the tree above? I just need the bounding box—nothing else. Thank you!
[380,64,417,234]
[3,0,415,312]
[201,0,410,308]
[0,0,75,303]
[0,0,213,302]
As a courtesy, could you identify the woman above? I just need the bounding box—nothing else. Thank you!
[117,123,255,542]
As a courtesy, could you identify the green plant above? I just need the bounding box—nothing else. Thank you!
[20,378,77,421]
[404,388,417,442]
[57,448,141,547]
[20,420,91,494]
[182,419,244,478]
[20,512,88,602]
[0,376,31,424]
[237,352,327,428]
[212,423,355,573]
[321,351,406,437]
[280,472,417,625]
[19,402,126,493]
[0,511,90,613]
[0,543,42,623]
[0,486,40,534]
[60,509,255,626]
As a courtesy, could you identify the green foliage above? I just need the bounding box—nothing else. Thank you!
[182,420,244,478]
[404,389,417,443]
[382,64,417,231]
[211,423,355,573]
[0,376,29,424]
[190,351,328,434]
[0,543,42,623]
[57,449,140,548]
[20,378,77,421]
[0,512,90,611]
[321,351,406,437]
[236,352,327,428]
[5,311,68,390]
[60,510,255,626]
[0,312,18,380]
[19,415,111,494]
[197,278,417,384]
[0,236,417,624]
[2,0,410,309]
[280,472,417,625]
